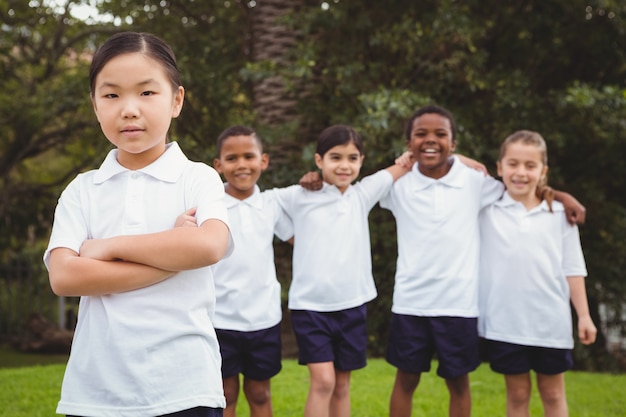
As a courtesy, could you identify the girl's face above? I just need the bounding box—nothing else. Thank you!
[497,142,548,204]
[408,113,456,179]
[214,135,269,200]
[314,142,364,193]
[91,52,184,170]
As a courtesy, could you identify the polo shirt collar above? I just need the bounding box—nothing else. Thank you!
[320,181,351,196]
[412,156,465,191]
[93,142,188,184]
[223,185,263,209]
[495,191,559,213]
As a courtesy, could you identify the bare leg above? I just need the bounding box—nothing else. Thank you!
[389,369,421,417]
[504,373,532,417]
[243,377,273,417]
[445,373,471,417]
[330,369,351,417]
[536,372,568,417]
[304,362,336,417]
[223,375,240,417]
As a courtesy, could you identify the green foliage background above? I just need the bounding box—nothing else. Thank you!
[1,0,625,371]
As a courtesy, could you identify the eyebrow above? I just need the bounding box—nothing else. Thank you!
[328,151,360,157]
[97,79,158,89]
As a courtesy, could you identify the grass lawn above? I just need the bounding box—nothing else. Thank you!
[1,348,625,417]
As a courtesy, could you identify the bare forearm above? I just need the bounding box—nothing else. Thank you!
[85,220,230,271]
[48,248,172,296]
[568,276,597,344]
[568,276,591,318]
[554,190,586,224]
[385,164,411,181]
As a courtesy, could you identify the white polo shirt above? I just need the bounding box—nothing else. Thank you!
[211,186,293,331]
[44,142,231,417]
[478,193,587,349]
[380,156,504,317]
[273,169,394,312]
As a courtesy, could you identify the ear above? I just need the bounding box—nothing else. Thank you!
[91,95,101,123]
[496,161,503,177]
[450,140,457,153]
[171,86,185,118]
[213,158,223,174]
[541,165,549,179]
[261,153,270,171]
[314,153,323,170]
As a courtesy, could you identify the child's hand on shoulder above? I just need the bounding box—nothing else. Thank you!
[299,171,323,191]
[175,207,198,228]
[395,151,414,170]
[455,154,488,175]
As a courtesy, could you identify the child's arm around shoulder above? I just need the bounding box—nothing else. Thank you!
[554,190,586,225]
[386,151,414,181]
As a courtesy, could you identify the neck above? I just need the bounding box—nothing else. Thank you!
[509,192,542,211]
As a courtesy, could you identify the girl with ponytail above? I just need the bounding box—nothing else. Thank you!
[478,130,597,417]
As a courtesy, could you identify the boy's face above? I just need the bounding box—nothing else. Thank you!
[408,113,456,179]
[214,135,268,200]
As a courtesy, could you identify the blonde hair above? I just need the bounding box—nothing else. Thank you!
[499,130,554,212]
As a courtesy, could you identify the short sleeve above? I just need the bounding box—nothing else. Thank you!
[184,162,234,257]
[263,189,294,242]
[562,220,587,277]
[43,174,91,269]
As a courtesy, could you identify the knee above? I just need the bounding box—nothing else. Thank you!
[446,375,470,398]
[243,380,271,407]
[223,376,240,407]
[332,376,351,400]
[396,370,421,395]
[507,386,531,408]
[223,386,239,407]
[539,386,566,407]
[311,373,336,397]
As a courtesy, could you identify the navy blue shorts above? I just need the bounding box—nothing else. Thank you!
[486,339,573,375]
[161,407,223,417]
[69,407,223,417]
[216,323,282,380]
[386,314,480,379]
[291,305,367,371]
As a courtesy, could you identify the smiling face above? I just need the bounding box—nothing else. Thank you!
[497,141,548,207]
[314,142,364,193]
[91,52,184,170]
[407,112,456,179]
[214,134,268,200]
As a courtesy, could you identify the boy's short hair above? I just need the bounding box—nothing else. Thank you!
[404,105,457,142]
[216,125,263,156]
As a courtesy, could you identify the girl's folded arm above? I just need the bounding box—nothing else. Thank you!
[48,247,173,296]
[80,218,231,272]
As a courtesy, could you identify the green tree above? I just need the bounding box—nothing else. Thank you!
[2,0,625,371]
[0,0,116,254]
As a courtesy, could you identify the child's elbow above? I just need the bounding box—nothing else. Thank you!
[49,272,74,297]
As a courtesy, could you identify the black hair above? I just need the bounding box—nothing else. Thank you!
[316,125,364,157]
[404,105,457,142]
[216,125,263,156]
[89,32,181,95]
